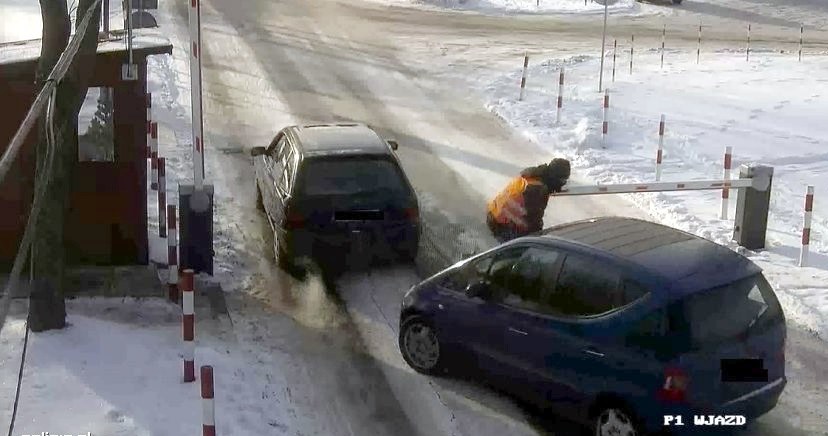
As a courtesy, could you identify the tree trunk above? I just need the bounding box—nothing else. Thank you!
[29,0,102,332]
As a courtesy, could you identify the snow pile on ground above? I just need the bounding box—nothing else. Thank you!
[484,50,828,338]
[9,298,313,436]
[361,0,650,15]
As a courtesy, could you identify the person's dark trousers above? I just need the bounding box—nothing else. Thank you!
[486,213,521,243]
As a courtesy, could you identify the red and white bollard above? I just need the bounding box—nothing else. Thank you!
[611,39,617,83]
[201,365,216,436]
[150,122,159,191]
[697,21,702,64]
[519,52,529,101]
[746,23,752,62]
[656,115,665,181]
[601,89,609,146]
[167,205,179,302]
[799,186,814,267]
[799,25,804,61]
[556,67,564,124]
[629,34,634,75]
[146,92,152,159]
[721,146,733,219]
[182,269,195,382]
[158,157,167,238]
[660,24,666,69]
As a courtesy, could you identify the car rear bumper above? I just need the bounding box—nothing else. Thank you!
[287,223,419,262]
[642,377,786,435]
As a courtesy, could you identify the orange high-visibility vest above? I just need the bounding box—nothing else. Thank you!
[487,176,544,232]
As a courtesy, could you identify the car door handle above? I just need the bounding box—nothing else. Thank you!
[582,348,605,358]
[508,327,528,336]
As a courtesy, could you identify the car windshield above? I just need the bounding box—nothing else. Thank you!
[681,274,783,349]
[296,156,408,197]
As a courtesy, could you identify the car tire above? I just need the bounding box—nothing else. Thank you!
[592,404,643,436]
[399,316,445,375]
[274,233,304,278]
[256,183,264,212]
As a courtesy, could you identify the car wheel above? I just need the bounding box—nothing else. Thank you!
[256,183,264,211]
[399,316,444,375]
[593,406,642,436]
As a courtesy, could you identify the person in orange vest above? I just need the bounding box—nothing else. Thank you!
[486,158,571,242]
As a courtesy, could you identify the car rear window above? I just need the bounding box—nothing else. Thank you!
[681,274,783,349]
[296,156,408,197]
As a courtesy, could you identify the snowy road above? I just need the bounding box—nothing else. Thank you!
[143,0,828,434]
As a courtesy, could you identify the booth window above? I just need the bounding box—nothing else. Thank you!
[78,87,115,162]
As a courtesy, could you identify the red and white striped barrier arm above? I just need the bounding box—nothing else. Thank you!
[629,34,634,75]
[601,89,609,145]
[189,0,206,189]
[519,52,529,101]
[556,67,564,124]
[799,25,804,61]
[182,269,195,382]
[201,366,216,436]
[721,146,732,219]
[799,185,814,267]
[656,115,665,181]
[158,157,167,238]
[746,23,752,62]
[150,122,158,191]
[167,205,179,302]
[146,92,152,159]
[554,178,753,196]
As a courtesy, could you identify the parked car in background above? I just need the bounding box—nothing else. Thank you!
[399,217,785,436]
[251,123,420,275]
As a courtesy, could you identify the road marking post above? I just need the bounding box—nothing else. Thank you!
[182,269,195,382]
[158,157,167,238]
[799,186,814,267]
[602,89,609,146]
[168,205,179,302]
[201,366,216,436]
[150,122,158,190]
[519,52,529,101]
[721,146,733,219]
[661,24,666,69]
[656,115,665,181]
[556,67,564,124]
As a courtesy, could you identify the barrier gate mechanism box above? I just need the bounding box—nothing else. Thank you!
[179,184,214,275]
[733,164,774,250]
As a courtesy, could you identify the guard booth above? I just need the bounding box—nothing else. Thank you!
[0,31,172,270]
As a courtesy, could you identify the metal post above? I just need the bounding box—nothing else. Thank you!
[602,89,609,146]
[697,21,702,64]
[189,0,205,189]
[519,52,529,101]
[629,34,634,75]
[103,0,110,34]
[598,0,608,92]
[746,23,751,62]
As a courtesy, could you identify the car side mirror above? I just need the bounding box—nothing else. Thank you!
[387,140,399,151]
[465,281,490,299]
[250,146,267,157]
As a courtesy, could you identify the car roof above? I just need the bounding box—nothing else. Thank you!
[288,123,392,157]
[537,217,762,297]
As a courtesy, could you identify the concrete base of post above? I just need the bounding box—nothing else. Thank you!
[733,165,774,250]
[179,184,215,275]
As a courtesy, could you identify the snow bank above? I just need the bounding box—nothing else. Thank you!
[11,298,312,436]
[484,51,828,338]
[360,0,651,15]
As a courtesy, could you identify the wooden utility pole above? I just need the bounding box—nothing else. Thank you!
[29,0,102,332]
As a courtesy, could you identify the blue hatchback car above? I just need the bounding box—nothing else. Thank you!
[398,217,786,436]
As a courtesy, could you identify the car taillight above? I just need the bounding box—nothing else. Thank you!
[285,211,305,229]
[404,207,419,222]
[657,366,689,403]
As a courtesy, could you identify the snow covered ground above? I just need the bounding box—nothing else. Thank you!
[482,49,828,338]
[360,0,658,15]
